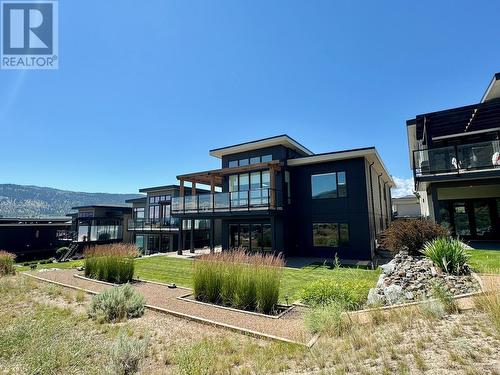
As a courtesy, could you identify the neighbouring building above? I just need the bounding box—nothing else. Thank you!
[171,135,394,261]
[0,217,71,260]
[126,185,215,254]
[392,195,421,219]
[407,72,500,240]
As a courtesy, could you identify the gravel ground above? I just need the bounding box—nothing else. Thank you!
[27,269,312,344]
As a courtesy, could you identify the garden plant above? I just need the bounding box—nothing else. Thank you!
[84,243,138,283]
[0,250,16,276]
[421,237,470,275]
[192,250,284,314]
[88,283,145,323]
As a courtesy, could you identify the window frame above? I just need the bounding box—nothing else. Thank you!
[311,171,347,199]
[312,222,350,248]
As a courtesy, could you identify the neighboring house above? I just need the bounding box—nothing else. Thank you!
[171,135,394,261]
[392,195,421,218]
[406,72,500,240]
[0,217,71,260]
[126,185,214,254]
[70,205,133,244]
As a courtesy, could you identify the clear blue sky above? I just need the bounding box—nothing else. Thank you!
[1,1,499,193]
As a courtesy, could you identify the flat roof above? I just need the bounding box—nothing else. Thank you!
[209,134,314,158]
[287,147,395,187]
[71,204,131,210]
[138,185,180,193]
[125,196,147,203]
[0,217,71,223]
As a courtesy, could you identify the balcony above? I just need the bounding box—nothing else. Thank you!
[171,188,283,215]
[413,140,500,177]
[127,217,180,231]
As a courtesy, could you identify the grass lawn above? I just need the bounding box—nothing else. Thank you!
[135,256,379,303]
[16,259,83,272]
[468,249,500,274]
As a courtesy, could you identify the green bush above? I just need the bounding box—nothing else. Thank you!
[0,251,16,276]
[301,278,365,309]
[305,301,350,336]
[379,219,448,255]
[56,246,70,255]
[192,250,283,314]
[84,244,137,283]
[422,237,470,275]
[108,329,148,375]
[88,284,145,323]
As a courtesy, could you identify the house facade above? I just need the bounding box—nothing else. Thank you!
[126,185,213,254]
[171,135,393,260]
[407,73,500,240]
[392,195,421,219]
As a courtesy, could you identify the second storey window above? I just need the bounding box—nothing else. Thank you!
[311,171,347,199]
[133,207,145,219]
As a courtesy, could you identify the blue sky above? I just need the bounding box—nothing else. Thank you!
[1,1,499,195]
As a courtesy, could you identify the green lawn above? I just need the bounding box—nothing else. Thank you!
[468,249,500,274]
[16,259,84,272]
[135,256,379,302]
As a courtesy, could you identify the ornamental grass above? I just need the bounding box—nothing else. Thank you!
[84,244,139,284]
[192,250,284,314]
[0,250,16,276]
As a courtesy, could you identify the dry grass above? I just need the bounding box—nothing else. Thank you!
[1,274,499,374]
[0,250,16,276]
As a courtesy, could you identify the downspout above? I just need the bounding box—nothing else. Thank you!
[377,173,383,231]
[368,163,376,259]
[383,181,389,228]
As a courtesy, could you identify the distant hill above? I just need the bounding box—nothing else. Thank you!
[0,184,143,218]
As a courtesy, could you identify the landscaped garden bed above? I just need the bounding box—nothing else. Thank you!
[192,250,285,316]
[84,243,139,284]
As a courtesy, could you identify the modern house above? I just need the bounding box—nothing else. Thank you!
[0,217,71,260]
[407,72,500,240]
[171,135,394,260]
[392,195,421,219]
[126,185,215,254]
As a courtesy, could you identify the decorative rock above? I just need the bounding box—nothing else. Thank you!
[383,284,405,305]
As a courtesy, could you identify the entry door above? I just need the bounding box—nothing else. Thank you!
[453,202,471,237]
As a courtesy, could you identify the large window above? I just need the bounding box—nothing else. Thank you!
[312,223,349,247]
[229,223,272,252]
[133,207,145,219]
[227,155,273,168]
[311,172,347,199]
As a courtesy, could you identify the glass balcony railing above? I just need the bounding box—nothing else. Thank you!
[171,188,282,214]
[127,217,180,230]
[413,140,500,177]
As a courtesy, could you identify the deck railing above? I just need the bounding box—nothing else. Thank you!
[127,217,180,231]
[413,140,500,177]
[171,188,282,214]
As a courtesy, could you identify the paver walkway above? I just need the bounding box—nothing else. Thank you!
[25,269,312,345]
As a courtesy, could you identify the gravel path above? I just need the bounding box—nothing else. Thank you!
[26,269,312,345]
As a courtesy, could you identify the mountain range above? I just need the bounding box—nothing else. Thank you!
[0,184,143,218]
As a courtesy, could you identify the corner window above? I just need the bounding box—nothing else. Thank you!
[311,171,347,199]
[313,223,349,247]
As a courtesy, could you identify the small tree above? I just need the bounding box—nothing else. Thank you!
[378,219,448,255]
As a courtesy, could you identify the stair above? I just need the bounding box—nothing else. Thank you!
[60,241,81,262]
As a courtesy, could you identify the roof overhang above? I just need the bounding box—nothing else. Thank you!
[209,135,313,158]
[287,147,395,187]
[177,161,283,187]
[481,72,500,103]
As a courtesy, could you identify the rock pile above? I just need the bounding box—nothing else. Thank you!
[367,252,481,306]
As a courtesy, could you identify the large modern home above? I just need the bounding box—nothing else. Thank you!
[171,135,393,261]
[126,185,214,254]
[407,72,500,240]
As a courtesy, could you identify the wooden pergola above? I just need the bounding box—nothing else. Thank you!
[176,160,283,197]
[175,160,283,255]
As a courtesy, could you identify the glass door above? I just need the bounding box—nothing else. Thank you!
[473,200,493,238]
[453,202,471,236]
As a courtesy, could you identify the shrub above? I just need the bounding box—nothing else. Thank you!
[420,298,446,320]
[421,237,470,275]
[305,301,350,336]
[88,284,145,323]
[301,278,366,309]
[378,219,448,255]
[0,251,16,276]
[56,246,70,255]
[430,281,458,314]
[108,329,148,375]
[192,250,284,314]
[84,244,138,283]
